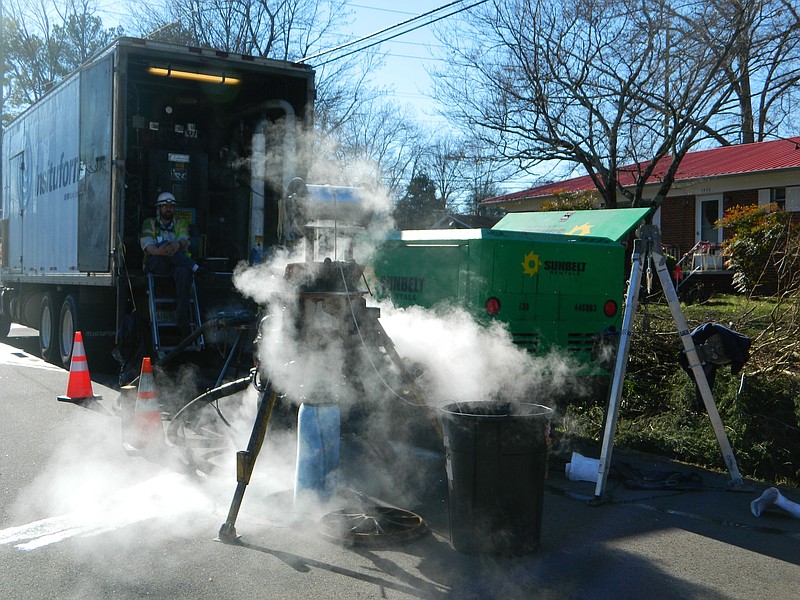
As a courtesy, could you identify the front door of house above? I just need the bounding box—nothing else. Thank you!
[696,194,723,245]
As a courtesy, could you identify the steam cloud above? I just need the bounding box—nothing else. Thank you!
[1,124,584,566]
[377,303,578,409]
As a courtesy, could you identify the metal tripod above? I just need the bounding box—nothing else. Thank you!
[216,279,431,543]
[594,223,749,501]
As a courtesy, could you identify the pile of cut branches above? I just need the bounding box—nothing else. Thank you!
[563,292,800,485]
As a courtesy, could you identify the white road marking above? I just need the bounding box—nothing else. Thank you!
[0,336,63,373]
[0,473,213,551]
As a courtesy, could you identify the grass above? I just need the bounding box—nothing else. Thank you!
[562,293,800,486]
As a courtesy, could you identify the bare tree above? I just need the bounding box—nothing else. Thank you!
[432,0,752,208]
[422,136,469,214]
[714,0,800,143]
[1,0,121,116]
[126,0,347,61]
[418,133,516,216]
[56,0,121,65]
[456,139,509,216]
[2,0,64,111]
[327,100,422,197]
[313,52,386,138]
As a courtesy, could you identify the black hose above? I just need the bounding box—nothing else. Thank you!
[193,375,252,404]
[166,375,253,446]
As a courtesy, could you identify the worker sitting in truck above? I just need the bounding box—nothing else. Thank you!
[140,192,212,338]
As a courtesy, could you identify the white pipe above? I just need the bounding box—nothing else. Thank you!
[249,100,296,256]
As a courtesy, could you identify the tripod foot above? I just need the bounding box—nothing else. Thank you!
[215,522,242,544]
[726,478,754,493]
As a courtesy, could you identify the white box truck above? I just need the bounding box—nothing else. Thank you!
[0,37,315,369]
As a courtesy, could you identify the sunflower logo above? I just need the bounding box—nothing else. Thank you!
[522,251,542,277]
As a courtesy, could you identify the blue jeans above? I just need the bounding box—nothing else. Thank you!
[145,253,196,330]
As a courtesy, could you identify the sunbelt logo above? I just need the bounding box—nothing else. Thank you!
[522,249,587,277]
[522,251,542,276]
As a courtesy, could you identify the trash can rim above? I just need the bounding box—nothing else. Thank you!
[439,401,552,418]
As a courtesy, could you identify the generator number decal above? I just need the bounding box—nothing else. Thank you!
[522,249,587,277]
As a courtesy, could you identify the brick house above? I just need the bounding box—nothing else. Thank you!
[482,137,800,268]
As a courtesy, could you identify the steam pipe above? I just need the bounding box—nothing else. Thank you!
[246,100,296,255]
[177,374,252,410]
[244,99,296,190]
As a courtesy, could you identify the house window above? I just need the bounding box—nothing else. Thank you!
[771,187,786,211]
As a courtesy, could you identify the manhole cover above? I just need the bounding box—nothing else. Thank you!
[319,506,428,546]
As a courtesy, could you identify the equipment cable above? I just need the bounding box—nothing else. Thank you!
[117,232,137,313]
[337,262,426,407]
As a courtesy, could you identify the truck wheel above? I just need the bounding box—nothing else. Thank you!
[0,314,10,339]
[58,294,78,369]
[39,294,60,364]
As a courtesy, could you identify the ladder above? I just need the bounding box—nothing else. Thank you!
[594,223,750,501]
[146,272,205,359]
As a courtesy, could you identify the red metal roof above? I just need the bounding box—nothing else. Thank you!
[484,136,800,205]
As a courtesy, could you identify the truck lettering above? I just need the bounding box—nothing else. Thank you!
[379,275,425,294]
[543,260,587,275]
[36,152,80,197]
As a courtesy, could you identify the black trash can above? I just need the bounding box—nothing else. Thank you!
[440,401,552,555]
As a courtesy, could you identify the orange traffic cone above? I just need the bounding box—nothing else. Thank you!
[57,331,102,403]
[130,357,165,451]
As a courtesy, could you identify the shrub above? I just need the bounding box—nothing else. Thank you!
[716,204,799,294]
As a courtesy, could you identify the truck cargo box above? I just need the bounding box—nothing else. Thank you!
[0,37,315,369]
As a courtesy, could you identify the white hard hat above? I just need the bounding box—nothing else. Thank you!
[155,192,177,206]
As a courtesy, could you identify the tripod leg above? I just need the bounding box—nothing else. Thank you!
[651,247,748,490]
[594,239,646,501]
[217,382,279,542]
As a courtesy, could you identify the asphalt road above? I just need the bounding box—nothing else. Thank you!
[2,323,800,599]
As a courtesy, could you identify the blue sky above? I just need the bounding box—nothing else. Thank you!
[95,1,457,128]
[93,1,538,192]
[340,2,535,193]
[342,1,453,128]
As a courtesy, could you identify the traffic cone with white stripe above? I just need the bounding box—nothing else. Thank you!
[57,331,102,403]
[129,357,165,451]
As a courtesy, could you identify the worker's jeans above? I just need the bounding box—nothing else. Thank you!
[145,254,195,332]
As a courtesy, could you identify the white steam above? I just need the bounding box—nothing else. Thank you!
[377,303,576,409]
[232,240,581,417]
[1,122,586,564]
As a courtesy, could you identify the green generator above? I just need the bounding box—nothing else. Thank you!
[369,208,651,374]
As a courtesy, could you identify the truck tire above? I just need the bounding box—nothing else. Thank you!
[58,294,78,369]
[39,294,61,364]
[0,314,10,339]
